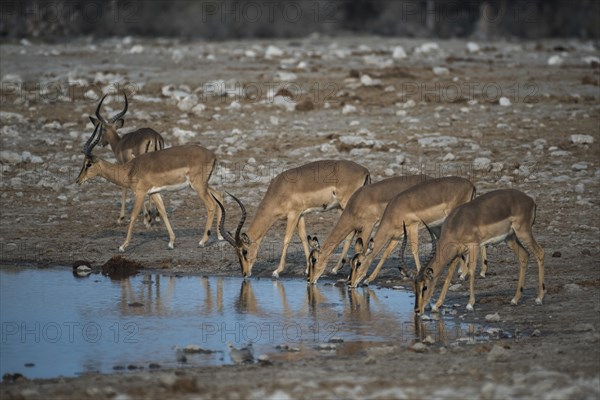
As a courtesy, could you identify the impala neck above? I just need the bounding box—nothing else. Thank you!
[95,159,132,188]
[245,205,280,243]
[103,127,120,153]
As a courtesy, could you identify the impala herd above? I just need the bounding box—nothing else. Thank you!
[76,93,546,316]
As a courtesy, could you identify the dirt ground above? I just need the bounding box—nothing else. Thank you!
[1,36,599,399]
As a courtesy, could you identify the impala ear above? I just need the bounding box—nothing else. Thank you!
[425,267,434,280]
[115,118,125,129]
[354,238,364,254]
[241,233,251,245]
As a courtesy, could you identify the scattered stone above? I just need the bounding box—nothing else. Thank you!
[317,343,337,351]
[24,363,35,368]
[365,355,376,364]
[410,342,429,353]
[177,95,198,112]
[274,71,297,81]
[342,104,357,114]
[328,337,344,343]
[573,323,594,332]
[443,153,456,161]
[265,45,284,59]
[548,55,564,66]
[392,46,407,59]
[570,134,594,145]
[422,335,435,345]
[0,151,24,164]
[276,344,301,352]
[449,283,462,292]
[360,74,382,86]
[575,183,585,194]
[183,344,215,354]
[367,345,397,357]
[485,312,501,322]
[257,354,272,366]
[433,66,450,75]
[499,97,512,106]
[148,363,161,369]
[159,374,177,388]
[473,157,492,171]
[571,162,588,171]
[191,103,206,117]
[415,42,439,55]
[531,329,541,337]
[564,283,582,293]
[384,168,394,177]
[552,251,561,258]
[129,45,144,54]
[112,365,125,371]
[417,135,458,147]
[486,345,510,362]
[582,248,591,256]
[128,302,143,307]
[466,42,480,53]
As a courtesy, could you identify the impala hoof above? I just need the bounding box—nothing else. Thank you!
[272,271,280,279]
[118,245,126,253]
[168,243,174,250]
[535,298,543,305]
[466,304,474,312]
[431,304,439,313]
[510,298,518,306]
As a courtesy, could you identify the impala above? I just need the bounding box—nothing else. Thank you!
[76,123,223,251]
[306,175,431,283]
[414,189,545,315]
[347,176,479,287]
[213,160,370,278]
[90,93,165,226]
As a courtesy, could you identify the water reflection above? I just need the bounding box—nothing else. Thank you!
[0,268,480,379]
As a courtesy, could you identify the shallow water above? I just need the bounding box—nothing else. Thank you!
[1,268,477,379]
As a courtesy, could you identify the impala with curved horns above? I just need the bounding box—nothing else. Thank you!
[306,174,431,283]
[90,92,165,227]
[76,123,224,251]
[344,177,484,288]
[414,189,545,315]
[213,160,370,278]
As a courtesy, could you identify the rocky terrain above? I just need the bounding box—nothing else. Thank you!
[1,35,599,399]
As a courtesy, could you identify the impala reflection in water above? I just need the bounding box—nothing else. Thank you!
[0,268,477,379]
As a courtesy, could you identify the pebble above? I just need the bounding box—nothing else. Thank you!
[551,251,561,257]
[417,135,458,147]
[473,157,492,171]
[449,283,462,291]
[360,74,381,86]
[486,345,510,362]
[422,335,435,345]
[328,337,344,343]
[548,55,564,66]
[564,283,582,293]
[571,162,588,171]
[466,42,480,53]
[392,46,407,59]
[573,323,594,332]
[499,97,512,106]
[415,42,439,54]
[384,168,394,177]
[570,134,594,144]
[317,343,337,351]
[265,45,284,59]
[531,329,541,337]
[442,152,455,161]
[410,342,429,353]
[485,312,501,322]
[342,104,357,114]
[433,66,450,75]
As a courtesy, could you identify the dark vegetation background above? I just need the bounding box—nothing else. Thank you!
[1,0,599,41]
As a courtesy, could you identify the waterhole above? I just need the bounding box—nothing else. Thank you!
[1,267,483,379]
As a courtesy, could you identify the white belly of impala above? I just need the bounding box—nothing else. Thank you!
[148,176,190,194]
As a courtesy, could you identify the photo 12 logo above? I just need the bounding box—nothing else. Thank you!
[1,321,139,344]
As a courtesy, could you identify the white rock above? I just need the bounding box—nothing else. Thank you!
[0,111,25,123]
[442,153,455,161]
[574,183,585,193]
[402,99,416,108]
[415,42,439,55]
[384,168,394,177]
[548,55,564,66]
[0,151,22,164]
[571,162,588,171]
[582,56,600,65]
[1,73,22,84]
[274,71,297,81]
[392,46,407,59]
[265,45,284,59]
[273,95,296,112]
[433,66,450,75]
[129,45,144,54]
[485,312,501,322]
[570,134,594,145]
[410,342,428,353]
[487,345,510,362]
[362,55,393,68]
[172,128,197,143]
[320,143,337,153]
[227,101,242,111]
[449,283,462,292]
[360,74,381,86]
[269,116,279,126]
[466,42,480,53]
[244,50,257,58]
[177,96,197,112]
[171,49,184,63]
[417,135,458,147]
[499,97,512,106]
[191,103,206,116]
[473,157,492,171]
[342,104,357,114]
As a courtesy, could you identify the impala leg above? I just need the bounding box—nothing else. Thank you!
[296,216,311,275]
[272,213,301,278]
[150,193,175,249]
[193,182,217,246]
[432,257,461,312]
[118,188,127,225]
[119,194,145,252]
[332,231,355,274]
[365,238,400,284]
[208,187,224,241]
[466,245,479,311]
[479,246,488,277]
[458,256,468,280]
[513,225,545,305]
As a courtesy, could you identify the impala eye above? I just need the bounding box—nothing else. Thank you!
[242,249,248,257]
[86,162,92,168]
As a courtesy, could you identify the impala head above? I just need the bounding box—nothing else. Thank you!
[349,237,373,287]
[213,192,257,278]
[412,221,437,316]
[306,235,320,281]
[89,93,128,146]
[76,123,103,185]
